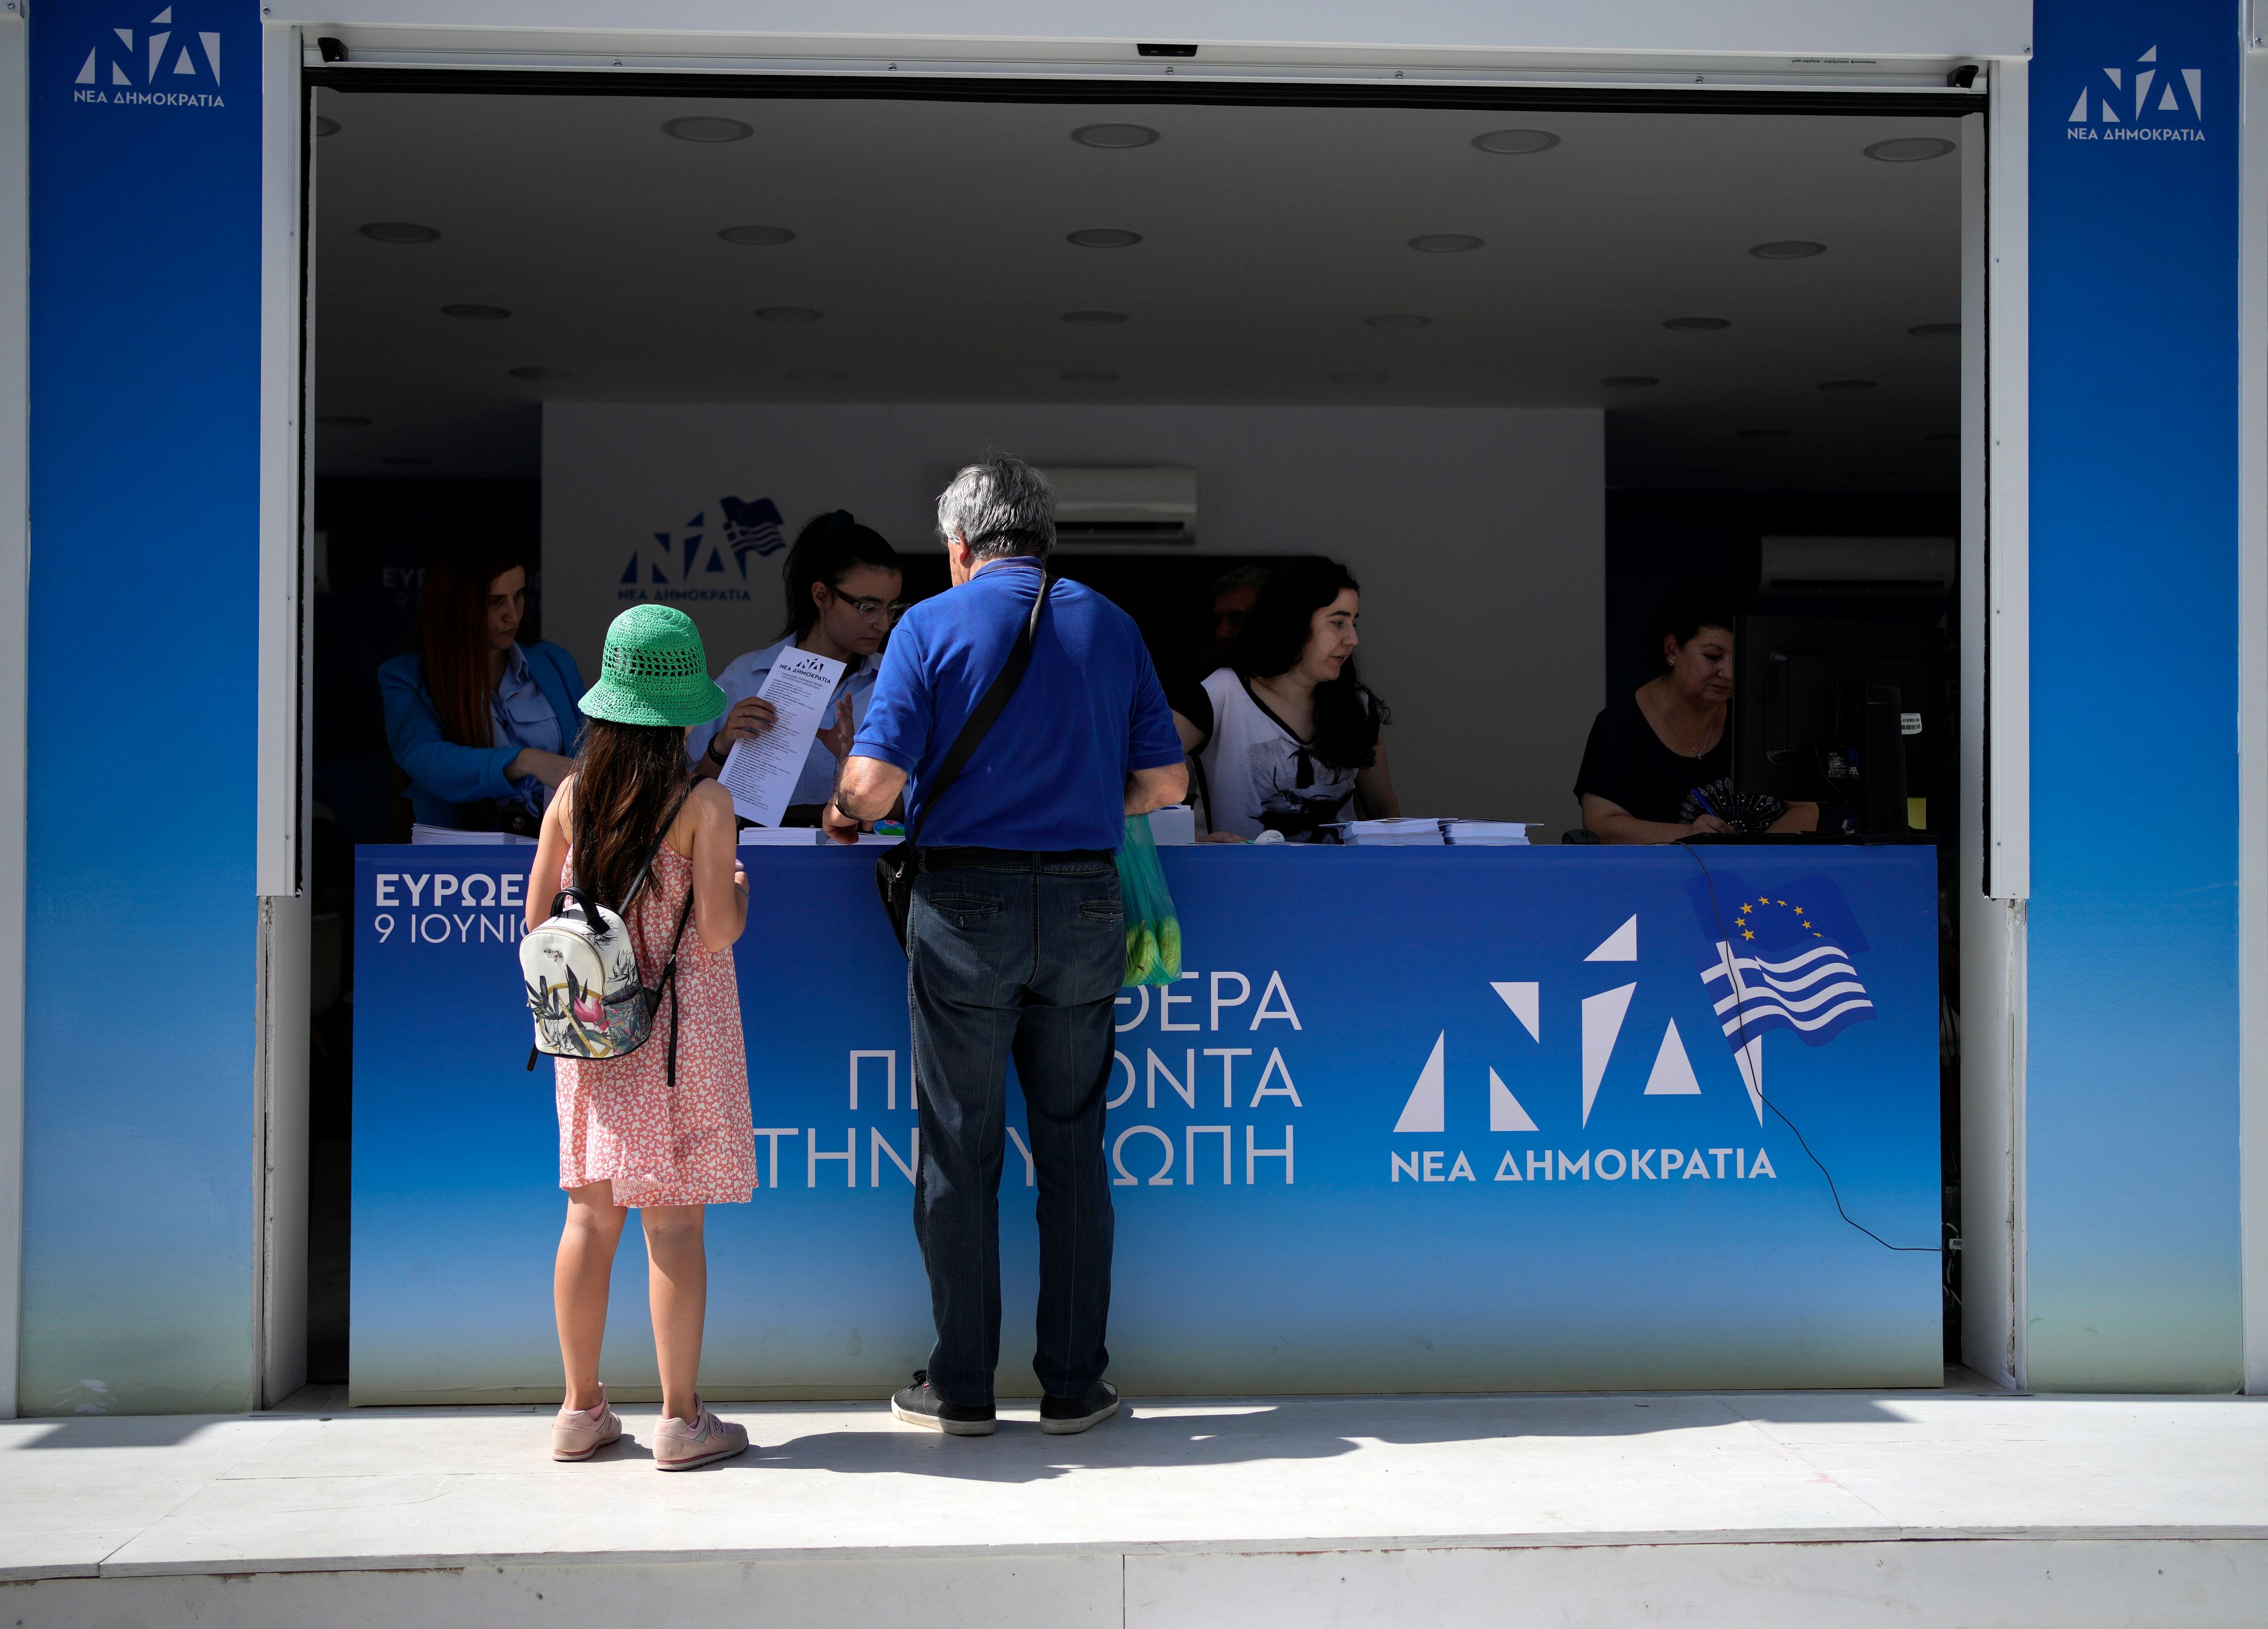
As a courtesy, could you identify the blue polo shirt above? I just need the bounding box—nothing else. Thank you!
[854,558,1183,851]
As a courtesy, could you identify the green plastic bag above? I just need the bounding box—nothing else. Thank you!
[1116,814,1183,988]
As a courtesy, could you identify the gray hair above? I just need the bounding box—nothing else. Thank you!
[1211,565,1269,597]
[936,454,1055,562]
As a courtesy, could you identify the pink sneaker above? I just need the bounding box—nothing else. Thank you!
[654,1400,750,1471]
[552,1387,624,1461]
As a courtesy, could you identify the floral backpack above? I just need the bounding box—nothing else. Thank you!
[521,786,695,1074]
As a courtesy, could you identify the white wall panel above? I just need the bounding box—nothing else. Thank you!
[544,402,1604,830]
[271,1,2028,61]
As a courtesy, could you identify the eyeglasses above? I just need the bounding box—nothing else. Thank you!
[827,589,910,623]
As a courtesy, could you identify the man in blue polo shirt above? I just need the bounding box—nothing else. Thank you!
[824,455,1187,1438]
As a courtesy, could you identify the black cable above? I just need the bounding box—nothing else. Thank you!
[1678,839,1942,1254]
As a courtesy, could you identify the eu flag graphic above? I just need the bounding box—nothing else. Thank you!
[1686,872,1875,1052]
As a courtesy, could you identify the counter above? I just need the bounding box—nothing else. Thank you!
[351,843,1941,1403]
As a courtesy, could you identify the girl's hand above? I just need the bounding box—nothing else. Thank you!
[717,696,777,747]
[816,694,855,763]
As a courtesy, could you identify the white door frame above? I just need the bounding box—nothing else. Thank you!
[2238,37,2268,1398]
[232,17,2029,1406]
[0,7,30,1423]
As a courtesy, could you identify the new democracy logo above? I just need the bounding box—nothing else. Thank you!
[617,497,787,605]
[71,7,227,108]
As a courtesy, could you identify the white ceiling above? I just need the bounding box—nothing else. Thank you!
[310,87,1964,490]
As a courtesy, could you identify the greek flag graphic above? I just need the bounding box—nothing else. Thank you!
[1686,873,1875,1051]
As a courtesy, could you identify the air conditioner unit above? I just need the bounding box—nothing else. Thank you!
[1758,536,1956,595]
[1041,466,1197,545]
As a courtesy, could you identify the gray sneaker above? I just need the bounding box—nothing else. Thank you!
[1040,1380,1120,1435]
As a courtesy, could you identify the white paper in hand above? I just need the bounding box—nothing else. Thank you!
[717,647,847,827]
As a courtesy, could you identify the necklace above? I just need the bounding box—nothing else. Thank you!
[1648,691,1723,759]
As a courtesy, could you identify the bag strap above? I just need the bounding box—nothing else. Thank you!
[904,569,1054,848]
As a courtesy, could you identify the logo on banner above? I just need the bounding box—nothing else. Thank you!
[2066,45,2203,142]
[71,7,227,108]
[1384,887,1876,1187]
[617,497,785,607]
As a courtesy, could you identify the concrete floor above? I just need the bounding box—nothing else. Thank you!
[2,1382,2265,1626]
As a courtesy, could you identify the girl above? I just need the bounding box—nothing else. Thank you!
[1172,556,1399,842]
[526,604,757,1470]
[688,510,905,819]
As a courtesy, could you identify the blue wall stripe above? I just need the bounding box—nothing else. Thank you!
[2025,0,2244,1389]
[23,0,262,1413]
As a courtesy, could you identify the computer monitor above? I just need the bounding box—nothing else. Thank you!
[1732,615,1938,834]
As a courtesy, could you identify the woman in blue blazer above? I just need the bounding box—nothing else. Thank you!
[379,534,586,834]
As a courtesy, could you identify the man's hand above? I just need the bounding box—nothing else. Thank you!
[1124,761,1190,816]
[823,755,910,845]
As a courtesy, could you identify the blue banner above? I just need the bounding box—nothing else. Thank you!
[2028,0,2244,1387]
[353,844,1940,1402]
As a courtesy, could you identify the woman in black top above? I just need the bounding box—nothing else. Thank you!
[1575,583,1819,843]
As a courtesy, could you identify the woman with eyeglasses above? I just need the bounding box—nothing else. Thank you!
[688,510,905,820]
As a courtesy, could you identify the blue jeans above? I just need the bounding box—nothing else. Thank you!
[906,852,1123,1406]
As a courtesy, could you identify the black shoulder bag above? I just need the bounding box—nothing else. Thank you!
[873,574,1054,950]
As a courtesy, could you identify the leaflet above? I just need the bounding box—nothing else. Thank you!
[718,647,847,827]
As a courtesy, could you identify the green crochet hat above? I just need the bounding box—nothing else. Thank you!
[578,604,728,728]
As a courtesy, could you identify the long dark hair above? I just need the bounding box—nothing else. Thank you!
[1230,555,1387,771]
[568,718,691,913]
[781,510,901,639]
[418,530,523,749]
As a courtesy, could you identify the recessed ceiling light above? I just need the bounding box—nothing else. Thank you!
[442,303,510,320]
[1736,428,1791,438]
[1471,128,1560,155]
[1865,136,1956,162]
[1750,240,1826,259]
[1060,310,1128,325]
[317,415,371,427]
[788,369,845,383]
[314,115,341,137]
[1062,370,1120,383]
[1364,314,1431,330]
[1073,123,1160,148]
[1332,372,1389,385]
[1602,375,1660,387]
[1409,234,1483,253]
[509,366,570,382]
[360,221,439,244]
[663,116,752,143]
[1908,322,1961,337]
[1817,378,1878,390]
[755,306,823,323]
[719,224,794,246]
[1663,317,1732,332]
[1067,228,1143,248]
[383,456,431,467]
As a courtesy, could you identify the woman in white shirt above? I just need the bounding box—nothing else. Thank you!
[1171,556,1400,842]
[688,510,904,819]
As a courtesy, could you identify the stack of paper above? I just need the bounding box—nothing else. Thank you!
[739,826,821,848]
[1340,818,1447,846]
[1442,821,1537,846]
[411,825,534,846]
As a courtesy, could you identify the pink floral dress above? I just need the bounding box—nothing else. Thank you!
[555,843,756,1206]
